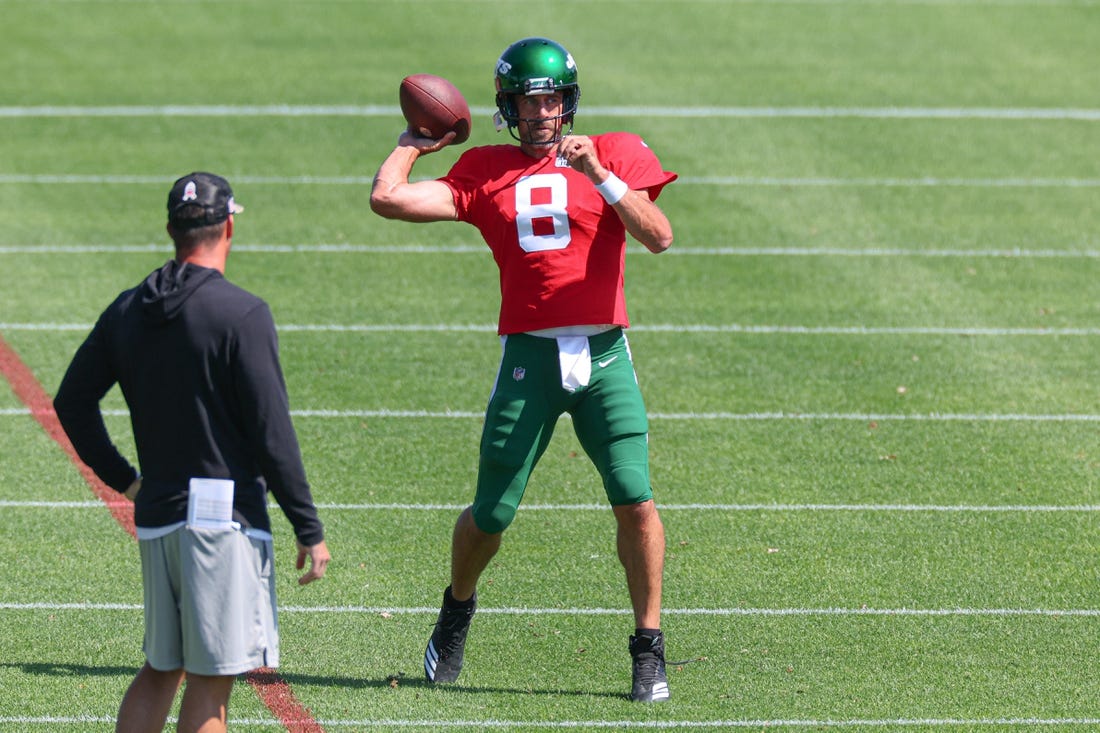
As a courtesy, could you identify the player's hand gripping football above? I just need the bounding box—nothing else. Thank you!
[398,127,458,155]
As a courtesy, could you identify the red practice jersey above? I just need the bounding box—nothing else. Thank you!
[441,132,677,335]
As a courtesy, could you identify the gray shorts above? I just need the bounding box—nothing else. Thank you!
[139,526,279,676]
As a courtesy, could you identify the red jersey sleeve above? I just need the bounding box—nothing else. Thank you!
[597,132,678,201]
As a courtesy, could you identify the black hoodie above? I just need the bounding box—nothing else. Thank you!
[54,260,323,546]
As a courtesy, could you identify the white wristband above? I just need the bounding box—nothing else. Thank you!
[595,173,629,205]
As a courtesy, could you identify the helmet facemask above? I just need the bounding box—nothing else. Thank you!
[494,87,580,145]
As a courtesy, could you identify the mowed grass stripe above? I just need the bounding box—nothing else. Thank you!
[5,410,1093,510]
[4,119,1097,251]
[8,610,1096,725]
[9,327,1095,416]
[2,247,1092,327]
[5,506,1095,609]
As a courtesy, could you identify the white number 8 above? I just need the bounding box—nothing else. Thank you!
[515,173,571,252]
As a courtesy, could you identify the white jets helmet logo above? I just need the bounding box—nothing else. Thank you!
[496,59,512,76]
[182,181,198,201]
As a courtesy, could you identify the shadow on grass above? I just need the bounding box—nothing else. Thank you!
[0,661,134,677]
[2,663,626,700]
[277,670,627,700]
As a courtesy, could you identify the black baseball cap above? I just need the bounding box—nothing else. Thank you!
[167,172,244,229]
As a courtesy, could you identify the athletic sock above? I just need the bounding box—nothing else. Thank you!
[444,585,477,608]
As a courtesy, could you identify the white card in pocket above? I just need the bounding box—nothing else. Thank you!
[187,478,236,530]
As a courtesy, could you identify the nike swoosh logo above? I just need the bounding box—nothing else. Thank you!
[597,356,618,368]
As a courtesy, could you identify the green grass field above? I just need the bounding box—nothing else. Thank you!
[2,0,1099,730]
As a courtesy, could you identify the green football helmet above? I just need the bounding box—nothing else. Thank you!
[494,37,580,143]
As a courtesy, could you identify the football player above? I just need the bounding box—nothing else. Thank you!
[371,37,677,702]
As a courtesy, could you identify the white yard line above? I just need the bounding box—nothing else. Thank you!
[4,500,1100,512]
[9,0,1100,6]
[4,715,1099,729]
[3,323,1099,336]
[2,244,1098,258]
[2,105,1100,119]
[3,407,1099,421]
[4,601,1099,617]
[2,173,1099,188]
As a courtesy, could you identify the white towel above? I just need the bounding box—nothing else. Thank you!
[556,336,591,393]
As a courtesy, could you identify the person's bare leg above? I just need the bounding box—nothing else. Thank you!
[115,663,184,733]
[613,499,665,629]
[176,673,234,733]
[424,506,499,682]
[449,506,502,601]
[615,499,670,701]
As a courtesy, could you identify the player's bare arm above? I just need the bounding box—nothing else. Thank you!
[557,135,673,254]
[614,187,674,254]
[370,133,459,223]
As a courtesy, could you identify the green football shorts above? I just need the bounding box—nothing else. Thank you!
[472,328,652,534]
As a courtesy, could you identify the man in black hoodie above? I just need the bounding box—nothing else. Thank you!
[54,172,330,733]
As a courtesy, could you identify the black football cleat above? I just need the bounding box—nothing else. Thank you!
[424,587,477,683]
[629,631,670,702]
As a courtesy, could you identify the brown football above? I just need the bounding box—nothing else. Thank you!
[399,74,471,144]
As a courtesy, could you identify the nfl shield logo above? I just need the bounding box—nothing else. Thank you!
[513,367,526,381]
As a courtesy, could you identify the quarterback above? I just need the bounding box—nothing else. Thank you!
[370,36,677,702]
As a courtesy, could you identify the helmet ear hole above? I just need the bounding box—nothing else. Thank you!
[495,92,520,126]
[563,88,580,123]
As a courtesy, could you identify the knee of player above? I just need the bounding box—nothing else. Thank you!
[605,468,653,505]
[471,501,517,534]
